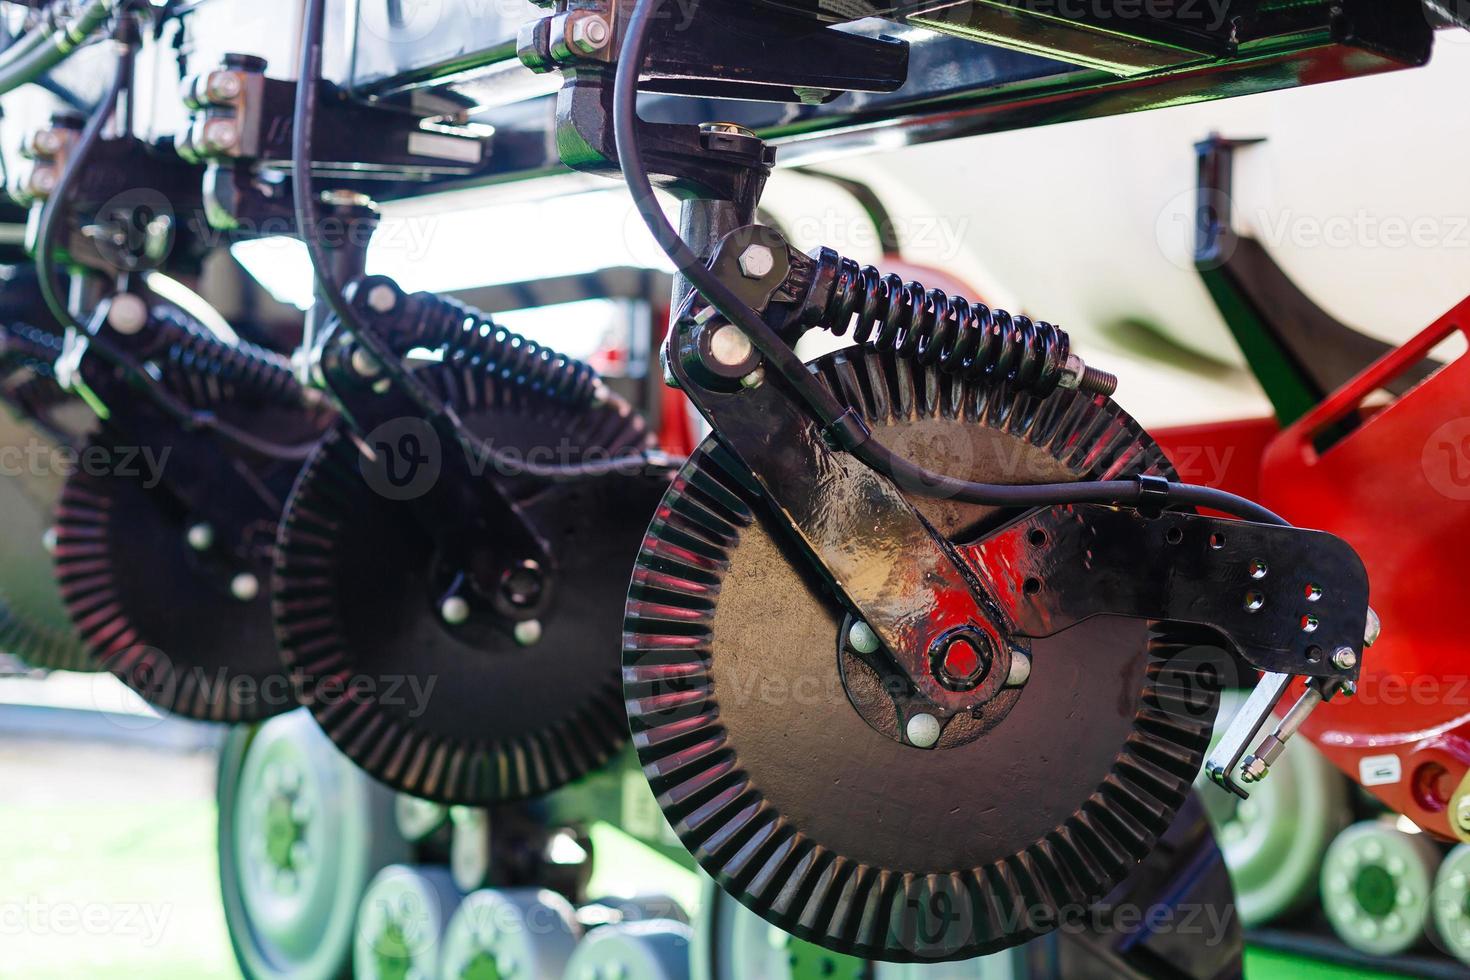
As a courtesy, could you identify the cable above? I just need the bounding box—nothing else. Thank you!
[612,0,1285,526]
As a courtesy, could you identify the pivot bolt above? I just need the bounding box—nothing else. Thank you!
[513,620,543,646]
[934,634,990,691]
[440,596,470,626]
[707,324,754,368]
[366,283,397,314]
[738,244,775,280]
[230,572,260,602]
[905,713,941,749]
[847,620,879,655]
[186,522,214,551]
[1332,647,1358,671]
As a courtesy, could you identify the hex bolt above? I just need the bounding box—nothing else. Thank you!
[707,324,754,368]
[847,620,879,654]
[738,244,775,280]
[568,13,611,54]
[186,522,215,551]
[1332,647,1358,671]
[1006,652,1031,687]
[440,596,470,626]
[106,293,150,335]
[905,713,941,749]
[366,283,398,314]
[230,572,260,602]
[514,619,543,647]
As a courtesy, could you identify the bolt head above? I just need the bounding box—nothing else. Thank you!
[206,70,242,102]
[905,713,941,749]
[1332,646,1358,671]
[32,129,61,156]
[569,13,611,54]
[440,596,471,626]
[366,283,398,314]
[106,293,150,336]
[707,324,754,369]
[350,347,381,379]
[513,619,543,646]
[230,572,261,602]
[202,118,238,151]
[1007,652,1031,687]
[738,244,776,280]
[29,168,57,196]
[186,523,214,552]
[935,635,990,691]
[740,366,765,389]
[847,620,879,655]
[1240,756,1269,783]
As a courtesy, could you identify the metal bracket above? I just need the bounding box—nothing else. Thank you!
[965,504,1369,681]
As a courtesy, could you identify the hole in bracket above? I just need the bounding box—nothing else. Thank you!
[1306,645,1323,664]
[1023,577,1042,596]
[1301,615,1320,633]
[1209,532,1227,550]
[1249,559,1268,580]
[1244,591,1265,612]
[1028,529,1047,548]
[1165,527,1183,545]
[1305,583,1323,602]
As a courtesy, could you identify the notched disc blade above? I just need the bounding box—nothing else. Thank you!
[53,427,305,720]
[274,367,670,805]
[624,347,1223,962]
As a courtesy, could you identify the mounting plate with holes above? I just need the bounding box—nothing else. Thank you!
[966,505,1369,681]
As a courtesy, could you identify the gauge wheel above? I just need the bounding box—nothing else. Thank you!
[218,709,409,980]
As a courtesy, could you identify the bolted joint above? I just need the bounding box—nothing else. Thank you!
[738,244,776,280]
[567,12,612,54]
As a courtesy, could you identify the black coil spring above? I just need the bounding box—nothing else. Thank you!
[820,257,1070,396]
[406,291,601,406]
[151,307,305,408]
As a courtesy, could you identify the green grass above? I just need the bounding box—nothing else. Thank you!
[0,799,240,980]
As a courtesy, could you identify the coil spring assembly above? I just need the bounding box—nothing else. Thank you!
[149,306,306,408]
[817,254,1117,398]
[395,288,601,407]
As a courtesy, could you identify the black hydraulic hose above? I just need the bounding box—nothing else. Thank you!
[612,0,1286,526]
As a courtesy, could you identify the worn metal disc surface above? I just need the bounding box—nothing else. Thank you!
[624,347,1222,962]
[274,366,669,804]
